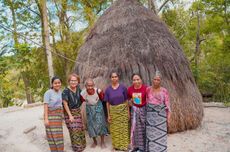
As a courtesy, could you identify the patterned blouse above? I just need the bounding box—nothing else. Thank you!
[146,87,170,112]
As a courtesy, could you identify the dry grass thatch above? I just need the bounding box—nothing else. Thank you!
[74,0,203,133]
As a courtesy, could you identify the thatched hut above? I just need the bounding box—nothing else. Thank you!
[74,0,203,133]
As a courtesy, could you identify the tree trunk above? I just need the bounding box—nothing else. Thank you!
[8,0,18,45]
[35,0,45,46]
[224,0,229,25]
[40,0,54,84]
[8,0,34,104]
[194,10,200,82]
[22,72,34,104]
[148,0,157,14]
[56,0,71,78]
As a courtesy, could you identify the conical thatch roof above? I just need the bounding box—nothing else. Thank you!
[74,0,203,133]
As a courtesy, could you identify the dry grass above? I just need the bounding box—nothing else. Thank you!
[74,0,203,133]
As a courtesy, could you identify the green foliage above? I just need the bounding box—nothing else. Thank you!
[0,58,14,107]
[0,0,229,107]
[162,0,230,103]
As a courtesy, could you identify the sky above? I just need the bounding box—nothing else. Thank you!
[0,0,194,56]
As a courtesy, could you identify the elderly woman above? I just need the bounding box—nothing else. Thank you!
[128,73,148,152]
[62,73,86,152]
[145,71,171,152]
[80,78,108,149]
[104,72,130,151]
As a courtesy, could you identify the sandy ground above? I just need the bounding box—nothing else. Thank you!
[0,103,229,152]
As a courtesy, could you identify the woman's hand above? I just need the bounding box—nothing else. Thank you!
[69,115,75,122]
[128,100,133,107]
[82,123,86,130]
[128,111,131,121]
[107,115,112,123]
[44,119,49,126]
[167,112,171,124]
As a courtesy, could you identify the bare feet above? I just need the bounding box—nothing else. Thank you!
[111,148,115,152]
[101,142,107,149]
[91,142,97,148]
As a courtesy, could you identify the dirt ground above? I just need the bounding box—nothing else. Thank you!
[0,103,229,152]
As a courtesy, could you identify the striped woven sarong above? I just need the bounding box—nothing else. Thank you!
[130,105,146,151]
[46,107,64,152]
[110,103,130,150]
[64,108,86,152]
[146,103,167,152]
[86,101,108,138]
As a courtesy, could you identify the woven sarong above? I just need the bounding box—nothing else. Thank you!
[46,107,64,152]
[64,108,86,152]
[130,106,146,151]
[86,101,108,138]
[146,103,167,152]
[110,103,130,150]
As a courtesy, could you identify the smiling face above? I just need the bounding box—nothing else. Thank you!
[152,75,161,88]
[52,79,62,91]
[110,72,119,84]
[85,79,95,94]
[132,74,142,88]
[69,76,79,89]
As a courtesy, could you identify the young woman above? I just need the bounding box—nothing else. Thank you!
[44,76,64,152]
[62,73,86,152]
[128,74,147,152]
[80,78,108,149]
[145,71,171,152]
[104,72,130,151]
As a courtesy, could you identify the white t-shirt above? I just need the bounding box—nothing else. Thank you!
[81,88,102,105]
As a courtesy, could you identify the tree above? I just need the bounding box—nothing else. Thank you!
[38,0,54,84]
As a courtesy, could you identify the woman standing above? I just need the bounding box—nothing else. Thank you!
[62,73,86,152]
[104,72,130,151]
[80,78,108,148]
[128,74,147,152]
[145,71,170,152]
[44,76,64,152]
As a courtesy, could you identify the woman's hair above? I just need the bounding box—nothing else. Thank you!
[153,70,162,79]
[51,76,62,89]
[110,71,119,78]
[131,73,142,80]
[84,78,94,87]
[67,73,80,83]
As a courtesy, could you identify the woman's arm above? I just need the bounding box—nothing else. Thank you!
[106,102,111,123]
[63,100,74,122]
[164,89,171,123]
[80,95,86,129]
[44,103,49,126]
[126,100,131,120]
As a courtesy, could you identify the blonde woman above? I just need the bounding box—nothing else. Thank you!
[62,73,86,152]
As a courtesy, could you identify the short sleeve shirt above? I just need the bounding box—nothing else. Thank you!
[80,88,101,105]
[128,85,147,107]
[62,86,82,109]
[104,84,128,105]
[44,89,62,108]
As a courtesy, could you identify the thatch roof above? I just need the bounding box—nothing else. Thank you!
[74,0,203,133]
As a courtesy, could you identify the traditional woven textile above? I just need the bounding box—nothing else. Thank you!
[146,103,167,152]
[45,107,64,152]
[86,101,108,138]
[64,108,86,152]
[110,103,130,150]
[130,106,146,151]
